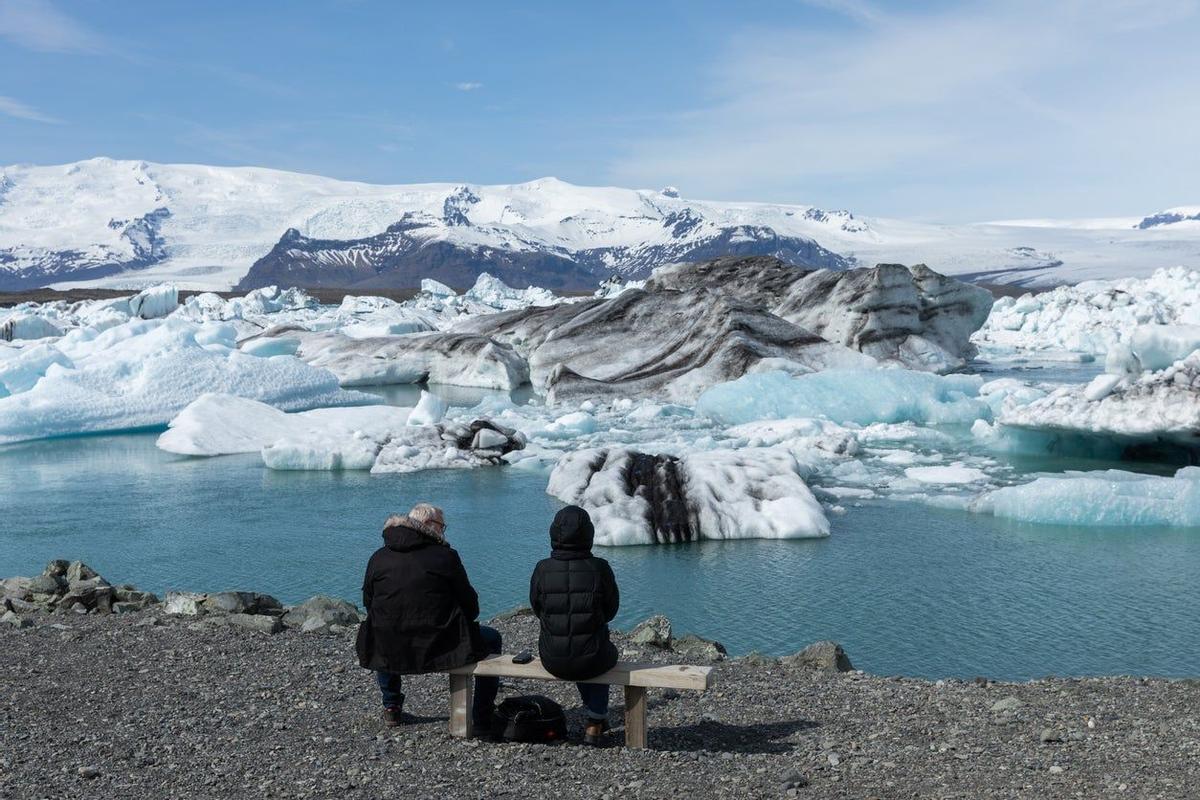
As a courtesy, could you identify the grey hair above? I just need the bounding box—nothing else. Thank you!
[408,503,445,528]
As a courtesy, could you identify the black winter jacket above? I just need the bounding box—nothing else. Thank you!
[356,523,487,673]
[529,505,620,681]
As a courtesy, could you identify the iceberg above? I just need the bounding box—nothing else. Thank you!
[695,369,989,427]
[974,266,1200,358]
[158,393,525,474]
[0,318,372,445]
[547,447,829,546]
[971,467,1200,527]
[240,328,530,390]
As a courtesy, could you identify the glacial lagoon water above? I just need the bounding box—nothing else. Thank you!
[2,388,1198,682]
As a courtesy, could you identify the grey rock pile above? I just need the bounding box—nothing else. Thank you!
[625,615,728,662]
[1,560,158,625]
[2,560,363,637]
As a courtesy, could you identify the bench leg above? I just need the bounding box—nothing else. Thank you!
[449,673,474,739]
[624,685,647,749]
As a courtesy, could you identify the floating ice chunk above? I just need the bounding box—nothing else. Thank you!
[0,313,65,342]
[696,369,989,427]
[421,279,456,297]
[542,411,596,438]
[240,336,301,357]
[407,390,449,427]
[128,285,179,319]
[904,464,990,485]
[262,435,381,471]
[157,394,411,456]
[1128,325,1200,372]
[547,447,829,546]
[1082,373,1123,402]
[971,467,1200,527]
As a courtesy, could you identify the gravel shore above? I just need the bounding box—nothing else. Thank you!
[2,607,1198,800]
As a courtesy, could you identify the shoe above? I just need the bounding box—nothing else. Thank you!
[382,706,404,727]
[583,719,610,746]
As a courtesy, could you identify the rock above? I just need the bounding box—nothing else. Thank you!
[163,591,207,616]
[737,652,780,668]
[780,769,809,792]
[672,634,727,662]
[1040,727,1065,743]
[990,696,1024,713]
[42,559,69,578]
[5,596,37,614]
[0,577,33,600]
[227,613,283,635]
[781,641,854,672]
[202,591,282,616]
[630,615,673,648]
[112,602,144,614]
[135,615,161,627]
[1,610,33,629]
[65,561,98,583]
[281,595,360,631]
[25,574,62,594]
[77,766,101,779]
[1049,765,1065,774]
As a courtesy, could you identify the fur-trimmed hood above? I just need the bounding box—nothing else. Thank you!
[383,514,446,549]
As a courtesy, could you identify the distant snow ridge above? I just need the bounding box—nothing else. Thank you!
[974,266,1200,357]
[0,158,857,291]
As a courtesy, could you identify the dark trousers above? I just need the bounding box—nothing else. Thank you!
[376,624,503,725]
[577,682,609,720]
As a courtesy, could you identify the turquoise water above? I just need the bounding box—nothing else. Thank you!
[2,429,1197,681]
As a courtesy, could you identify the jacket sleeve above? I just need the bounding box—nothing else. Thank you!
[448,549,481,621]
[599,559,620,622]
[361,554,375,611]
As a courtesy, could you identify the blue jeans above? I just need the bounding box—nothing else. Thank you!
[376,625,503,726]
[577,682,609,721]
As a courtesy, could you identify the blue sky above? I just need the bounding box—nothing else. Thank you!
[0,0,1197,220]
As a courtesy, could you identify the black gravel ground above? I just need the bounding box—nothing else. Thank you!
[2,612,1198,800]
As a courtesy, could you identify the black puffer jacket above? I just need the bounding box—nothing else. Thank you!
[529,505,620,681]
[356,522,487,673]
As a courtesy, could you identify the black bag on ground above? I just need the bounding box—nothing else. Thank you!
[490,695,567,743]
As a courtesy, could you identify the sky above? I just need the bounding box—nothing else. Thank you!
[0,0,1197,221]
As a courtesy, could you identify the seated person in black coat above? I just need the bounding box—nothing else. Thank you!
[357,503,501,728]
[529,505,620,744]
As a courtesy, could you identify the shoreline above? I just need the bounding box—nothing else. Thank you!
[5,563,1200,799]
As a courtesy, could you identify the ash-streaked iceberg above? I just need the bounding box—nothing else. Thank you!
[547,446,829,546]
[971,467,1200,527]
[240,327,530,390]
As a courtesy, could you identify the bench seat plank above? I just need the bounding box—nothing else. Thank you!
[448,655,712,691]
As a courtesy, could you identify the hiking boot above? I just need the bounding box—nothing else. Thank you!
[583,719,610,746]
[382,706,404,727]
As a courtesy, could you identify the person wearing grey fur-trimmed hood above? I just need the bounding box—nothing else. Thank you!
[356,503,502,728]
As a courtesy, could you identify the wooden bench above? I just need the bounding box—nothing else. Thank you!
[448,654,714,748]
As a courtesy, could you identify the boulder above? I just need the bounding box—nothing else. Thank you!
[281,595,361,632]
[630,615,673,649]
[163,591,207,616]
[0,577,33,600]
[1,610,32,629]
[781,641,855,672]
[42,559,69,578]
[202,591,282,616]
[66,561,99,583]
[672,634,727,662]
[25,575,63,595]
[227,613,283,635]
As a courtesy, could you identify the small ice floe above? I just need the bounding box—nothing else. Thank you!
[970,467,1200,527]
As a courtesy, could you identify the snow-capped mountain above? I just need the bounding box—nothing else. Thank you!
[1,157,1198,291]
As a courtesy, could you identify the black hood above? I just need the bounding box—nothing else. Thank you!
[383,524,436,552]
[550,505,595,554]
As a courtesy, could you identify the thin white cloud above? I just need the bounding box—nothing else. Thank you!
[0,95,59,123]
[610,0,1200,219]
[455,81,484,92]
[797,0,887,26]
[0,0,108,53]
